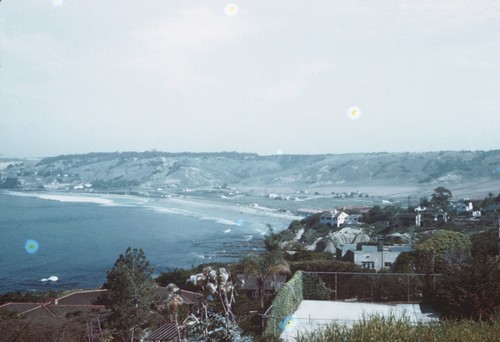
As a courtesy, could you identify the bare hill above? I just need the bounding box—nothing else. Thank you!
[1,150,499,198]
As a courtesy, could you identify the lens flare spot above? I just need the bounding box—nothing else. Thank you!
[236,219,245,227]
[52,0,64,6]
[224,3,239,16]
[25,239,39,254]
[279,314,296,331]
[348,106,361,120]
[275,149,284,161]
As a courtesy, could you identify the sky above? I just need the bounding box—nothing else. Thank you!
[1,0,499,157]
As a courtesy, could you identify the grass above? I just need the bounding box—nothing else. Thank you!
[294,315,500,342]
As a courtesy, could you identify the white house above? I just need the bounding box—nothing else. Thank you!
[453,202,473,215]
[320,210,349,228]
[342,244,412,271]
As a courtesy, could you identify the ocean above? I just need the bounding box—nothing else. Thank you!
[0,191,293,293]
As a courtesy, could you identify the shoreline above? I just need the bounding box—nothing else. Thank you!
[5,190,302,230]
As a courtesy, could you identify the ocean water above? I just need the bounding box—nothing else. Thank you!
[0,191,288,293]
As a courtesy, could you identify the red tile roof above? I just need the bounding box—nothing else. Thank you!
[0,302,45,314]
[144,323,181,341]
[54,289,108,305]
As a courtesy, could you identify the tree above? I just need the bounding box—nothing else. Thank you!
[429,186,452,212]
[471,229,499,257]
[413,231,471,303]
[241,251,290,310]
[262,225,284,252]
[105,247,159,341]
[419,196,430,208]
[415,230,471,274]
[435,255,500,320]
[362,205,403,224]
[302,272,331,300]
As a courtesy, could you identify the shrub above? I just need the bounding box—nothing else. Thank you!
[263,271,303,338]
[302,272,331,300]
[295,315,500,342]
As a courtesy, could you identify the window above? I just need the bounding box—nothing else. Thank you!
[384,262,392,267]
[361,262,374,269]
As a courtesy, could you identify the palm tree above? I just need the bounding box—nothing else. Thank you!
[241,250,290,310]
[262,225,284,252]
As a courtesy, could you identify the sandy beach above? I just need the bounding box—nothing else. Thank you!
[7,190,302,233]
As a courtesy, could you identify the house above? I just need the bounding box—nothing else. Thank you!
[392,206,451,227]
[336,243,358,259]
[340,242,412,271]
[155,287,204,315]
[0,287,201,323]
[392,213,420,227]
[134,287,201,342]
[414,211,449,227]
[53,289,108,305]
[320,210,349,228]
[0,302,55,322]
[453,202,472,215]
[237,274,287,299]
[344,214,362,225]
[0,289,108,323]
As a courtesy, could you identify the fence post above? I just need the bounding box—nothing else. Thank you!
[407,274,410,303]
[370,274,373,302]
[335,273,338,301]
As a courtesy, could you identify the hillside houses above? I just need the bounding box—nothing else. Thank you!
[392,209,450,228]
[320,210,350,228]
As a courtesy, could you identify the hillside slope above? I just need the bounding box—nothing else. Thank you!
[1,150,499,198]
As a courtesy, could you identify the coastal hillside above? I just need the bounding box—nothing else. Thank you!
[1,150,499,198]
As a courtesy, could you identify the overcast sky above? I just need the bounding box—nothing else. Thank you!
[1,0,499,157]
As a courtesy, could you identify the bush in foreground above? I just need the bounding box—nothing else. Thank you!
[294,315,500,342]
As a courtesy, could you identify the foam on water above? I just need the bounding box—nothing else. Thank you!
[8,191,115,206]
[200,216,238,226]
[41,276,59,282]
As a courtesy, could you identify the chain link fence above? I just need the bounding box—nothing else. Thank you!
[304,271,440,303]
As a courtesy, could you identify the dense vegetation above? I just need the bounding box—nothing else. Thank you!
[295,315,500,342]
